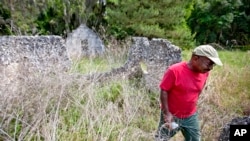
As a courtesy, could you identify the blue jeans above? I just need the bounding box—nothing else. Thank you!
[156,111,201,141]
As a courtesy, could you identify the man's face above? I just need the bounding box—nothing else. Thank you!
[194,56,215,73]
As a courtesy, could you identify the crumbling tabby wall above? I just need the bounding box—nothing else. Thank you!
[0,36,70,91]
[0,36,70,68]
[66,24,106,60]
[125,37,182,93]
[81,37,182,94]
[0,35,182,94]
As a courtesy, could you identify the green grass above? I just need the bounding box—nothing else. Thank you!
[216,51,250,111]
[219,50,250,68]
[70,57,124,74]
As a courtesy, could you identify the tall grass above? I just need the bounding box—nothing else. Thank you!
[0,46,249,141]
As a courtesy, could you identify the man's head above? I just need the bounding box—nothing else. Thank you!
[190,45,222,73]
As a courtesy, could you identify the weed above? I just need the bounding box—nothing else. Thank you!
[0,48,249,141]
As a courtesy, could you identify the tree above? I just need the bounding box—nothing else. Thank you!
[187,0,250,47]
[35,0,107,37]
[0,0,47,35]
[0,3,11,35]
[105,0,195,48]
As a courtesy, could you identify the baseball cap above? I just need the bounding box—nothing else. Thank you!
[193,45,223,66]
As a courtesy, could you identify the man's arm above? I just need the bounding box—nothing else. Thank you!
[160,89,173,126]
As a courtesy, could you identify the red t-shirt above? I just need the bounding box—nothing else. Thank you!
[160,62,209,118]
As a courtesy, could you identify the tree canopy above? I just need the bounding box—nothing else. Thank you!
[105,0,194,48]
[0,0,249,49]
[187,0,250,48]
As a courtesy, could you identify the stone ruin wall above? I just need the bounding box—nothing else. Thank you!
[66,24,106,60]
[80,37,182,94]
[0,36,70,91]
[124,37,182,93]
[0,35,182,95]
[0,35,70,68]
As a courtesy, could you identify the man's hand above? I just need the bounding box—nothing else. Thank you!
[163,112,174,129]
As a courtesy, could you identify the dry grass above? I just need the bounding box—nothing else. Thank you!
[197,50,250,141]
[0,46,249,141]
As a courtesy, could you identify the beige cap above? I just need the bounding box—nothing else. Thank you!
[193,45,223,66]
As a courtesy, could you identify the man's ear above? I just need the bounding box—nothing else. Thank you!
[192,54,199,61]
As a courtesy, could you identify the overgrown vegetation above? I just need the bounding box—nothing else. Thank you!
[0,3,11,35]
[105,0,194,48]
[187,0,250,47]
[0,0,249,140]
[0,45,249,140]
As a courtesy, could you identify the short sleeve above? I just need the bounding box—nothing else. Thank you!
[159,69,175,91]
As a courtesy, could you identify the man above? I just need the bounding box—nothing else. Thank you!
[155,45,223,141]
